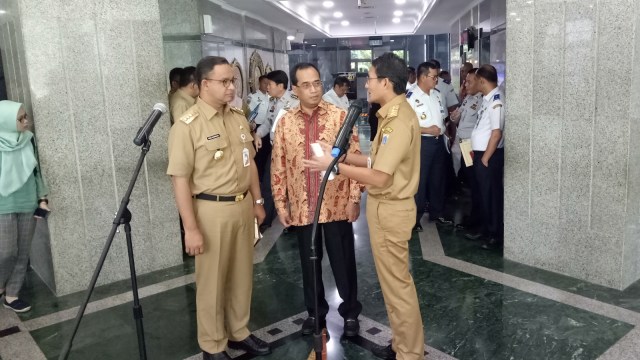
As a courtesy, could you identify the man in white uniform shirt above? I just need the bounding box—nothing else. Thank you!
[407,61,453,231]
[322,76,350,110]
[406,66,416,90]
[430,59,459,113]
[254,70,299,232]
[470,65,505,250]
[450,68,483,234]
[248,75,271,176]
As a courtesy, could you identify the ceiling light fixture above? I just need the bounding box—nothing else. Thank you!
[392,18,401,23]
[393,10,403,16]
[287,35,295,40]
[0,10,6,14]
[322,1,334,8]
[395,0,406,4]
[333,11,343,18]
[311,44,317,47]
[341,20,349,26]
[516,18,521,21]
[510,12,517,15]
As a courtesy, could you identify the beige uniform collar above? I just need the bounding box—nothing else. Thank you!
[196,97,230,120]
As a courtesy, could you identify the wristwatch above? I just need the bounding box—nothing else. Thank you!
[254,198,265,205]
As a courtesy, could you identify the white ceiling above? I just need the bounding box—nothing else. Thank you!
[215,0,474,39]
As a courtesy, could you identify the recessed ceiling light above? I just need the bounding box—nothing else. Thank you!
[287,35,295,40]
[0,10,6,14]
[510,12,517,15]
[341,20,349,26]
[392,18,401,23]
[395,0,406,4]
[322,1,334,8]
[390,39,395,42]
[516,18,521,21]
[333,11,343,18]
[311,44,317,47]
[393,10,403,16]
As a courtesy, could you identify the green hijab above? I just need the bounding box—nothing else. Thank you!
[0,100,37,197]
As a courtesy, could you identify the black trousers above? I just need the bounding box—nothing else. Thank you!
[415,136,447,224]
[254,125,276,226]
[460,154,482,228]
[473,149,504,238]
[296,221,362,320]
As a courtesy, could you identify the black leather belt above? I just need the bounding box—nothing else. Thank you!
[194,191,248,202]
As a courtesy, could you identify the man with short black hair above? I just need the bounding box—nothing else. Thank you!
[322,76,350,109]
[408,61,452,230]
[254,70,299,149]
[168,67,182,96]
[304,52,425,360]
[471,64,505,250]
[406,66,417,90]
[272,62,363,339]
[169,66,199,125]
[168,56,270,360]
[430,59,459,113]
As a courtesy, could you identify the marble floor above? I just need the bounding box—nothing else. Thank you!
[2,194,640,360]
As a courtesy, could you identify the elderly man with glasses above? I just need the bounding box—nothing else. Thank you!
[271,62,363,338]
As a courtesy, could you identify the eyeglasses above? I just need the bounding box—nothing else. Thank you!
[366,76,386,83]
[424,74,438,80]
[296,80,323,90]
[205,77,237,88]
[17,113,28,123]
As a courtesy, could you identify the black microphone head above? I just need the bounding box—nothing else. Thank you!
[349,99,365,113]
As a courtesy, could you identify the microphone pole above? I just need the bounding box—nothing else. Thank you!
[309,100,363,360]
[59,104,167,360]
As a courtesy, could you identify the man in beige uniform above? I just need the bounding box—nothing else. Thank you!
[167,56,270,360]
[169,66,199,125]
[304,53,424,360]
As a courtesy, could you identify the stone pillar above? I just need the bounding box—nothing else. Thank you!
[0,0,182,295]
[505,0,640,289]
[158,0,202,82]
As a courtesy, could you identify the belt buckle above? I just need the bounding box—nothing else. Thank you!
[235,194,244,202]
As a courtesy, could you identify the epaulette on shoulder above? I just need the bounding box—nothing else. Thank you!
[434,88,441,92]
[387,104,399,119]
[290,93,299,100]
[231,107,244,115]
[180,110,199,125]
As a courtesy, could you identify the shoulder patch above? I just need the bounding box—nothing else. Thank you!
[406,91,413,98]
[180,111,199,124]
[387,105,399,118]
[444,79,451,85]
[492,104,503,109]
[493,93,500,101]
[231,107,244,115]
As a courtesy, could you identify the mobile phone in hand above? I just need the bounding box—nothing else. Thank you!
[34,207,50,219]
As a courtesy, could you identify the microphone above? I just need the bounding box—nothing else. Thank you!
[133,103,168,146]
[331,100,364,158]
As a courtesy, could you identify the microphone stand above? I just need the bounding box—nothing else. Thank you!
[309,147,345,360]
[59,138,152,360]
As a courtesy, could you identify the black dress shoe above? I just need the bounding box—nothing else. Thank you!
[228,334,271,356]
[413,224,423,232]
[372,344,396,360]
[202,351,231,360]
[301,316,326,335]
[480,237,503,250]
[343,318,360,337]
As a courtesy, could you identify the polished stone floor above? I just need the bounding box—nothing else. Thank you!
[2,194,640,359]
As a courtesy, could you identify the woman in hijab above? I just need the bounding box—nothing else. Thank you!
[0,100,49,313]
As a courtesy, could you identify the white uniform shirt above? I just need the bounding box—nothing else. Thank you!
[435,77,459,110]
[322,88,349,110]
[406,84,446,137]
[247,90,270,126]
[457,93,482,140]
[256,90,300,141]
[471,87,505,151]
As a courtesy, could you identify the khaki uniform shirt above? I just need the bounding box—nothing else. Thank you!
[367,94,421,201]
[167,97,256,195]
[169,89,196,125]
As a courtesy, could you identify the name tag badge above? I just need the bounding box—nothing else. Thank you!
[242,148,250,167]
